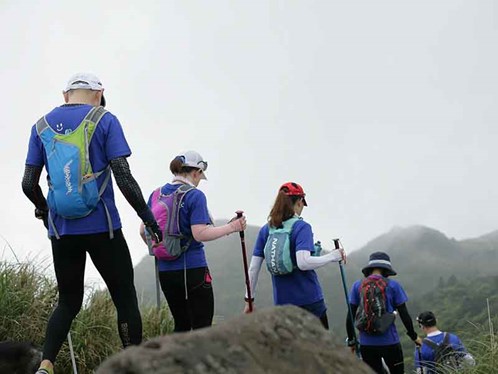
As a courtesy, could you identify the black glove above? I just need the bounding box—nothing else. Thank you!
[138,208,162,244]
[35,208,49,229]
[145,221,162,244]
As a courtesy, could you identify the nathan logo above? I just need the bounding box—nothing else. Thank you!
[270,237,278,270]
[64,160,74,195]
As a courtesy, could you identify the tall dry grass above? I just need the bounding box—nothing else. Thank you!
[0,259,173,373]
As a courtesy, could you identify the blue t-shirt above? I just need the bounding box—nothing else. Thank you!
[414,332,467,373]
[253,219,324,307]
[349,275,408,346]
[148,183,212,272]
[25,104,131,236]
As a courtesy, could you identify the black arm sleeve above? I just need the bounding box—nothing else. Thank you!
[397,303,418,341]
[346,304,358,340]
[109,157,154,223]
[21,165,48,211]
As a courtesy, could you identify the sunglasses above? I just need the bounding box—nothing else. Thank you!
[197,160,208,171]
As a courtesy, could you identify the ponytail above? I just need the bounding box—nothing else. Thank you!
[268,191,300,228]
[170,156,198,175]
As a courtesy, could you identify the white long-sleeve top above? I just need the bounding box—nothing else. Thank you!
[245,249,343,299]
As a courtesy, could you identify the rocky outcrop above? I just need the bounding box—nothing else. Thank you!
[97,306,372,373]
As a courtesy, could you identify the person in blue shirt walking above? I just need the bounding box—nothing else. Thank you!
[415,311,475,373]
[346,251,422,374]
[244,182,345,329]
[22,73,162,374]
[140,151,246,332]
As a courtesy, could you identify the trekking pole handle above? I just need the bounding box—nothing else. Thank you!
[236,210,253,312]
[236,210,245,239]
[333,238,344,263]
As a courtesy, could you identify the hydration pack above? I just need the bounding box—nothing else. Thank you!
[355,276,395,334]
[147,184,195,261]
[36,106,113,238]
[264,217,301,275]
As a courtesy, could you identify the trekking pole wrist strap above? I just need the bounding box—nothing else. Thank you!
[346,337,357,347]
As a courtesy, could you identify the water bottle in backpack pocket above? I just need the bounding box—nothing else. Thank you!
[146,184,195,261]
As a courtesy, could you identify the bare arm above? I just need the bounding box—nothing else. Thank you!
[191,217,246,242]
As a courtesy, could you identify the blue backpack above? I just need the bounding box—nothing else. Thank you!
[36,106,112,238]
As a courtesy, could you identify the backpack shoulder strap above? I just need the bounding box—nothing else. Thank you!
[82,106,108,144]
[442,332,450,345]
[35,117,50,135]
[84,106,108,125]
[281,216,301,231]
[175,184,195,195]
[423,337,439,350]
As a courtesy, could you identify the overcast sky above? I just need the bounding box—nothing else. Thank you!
[1,0,497,284]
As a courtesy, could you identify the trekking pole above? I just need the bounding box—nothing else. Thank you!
[236,210,253,313]
[416,346,423,374]
[334,238,361,359]
[67,332,78,374]
[154,257,161,311]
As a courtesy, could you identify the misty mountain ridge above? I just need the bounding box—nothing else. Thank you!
[134,223,498,325]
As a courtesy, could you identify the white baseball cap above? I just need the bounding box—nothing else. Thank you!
[178,150,208,180]
[63,73,106,106]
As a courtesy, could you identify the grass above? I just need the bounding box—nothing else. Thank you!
[0,259,173,373]
[3,256,496,373]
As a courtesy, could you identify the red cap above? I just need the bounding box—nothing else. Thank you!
[279,182,307,206]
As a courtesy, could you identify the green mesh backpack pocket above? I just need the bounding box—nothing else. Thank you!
[264,217,300,276]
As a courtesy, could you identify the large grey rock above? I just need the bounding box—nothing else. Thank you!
[97,306,372,373]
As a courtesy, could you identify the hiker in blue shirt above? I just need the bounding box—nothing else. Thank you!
[346,251,422,374]
[244,182,346,329]
[140,151,247,332]
[415,311,475,373]
[22,73,162,374]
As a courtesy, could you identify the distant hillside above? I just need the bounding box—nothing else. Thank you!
[134,223,498,329]
[345,225,498,300]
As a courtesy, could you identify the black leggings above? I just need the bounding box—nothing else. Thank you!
[360,343,404,374]
[44,229,142,362]
[159,267,214,332]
